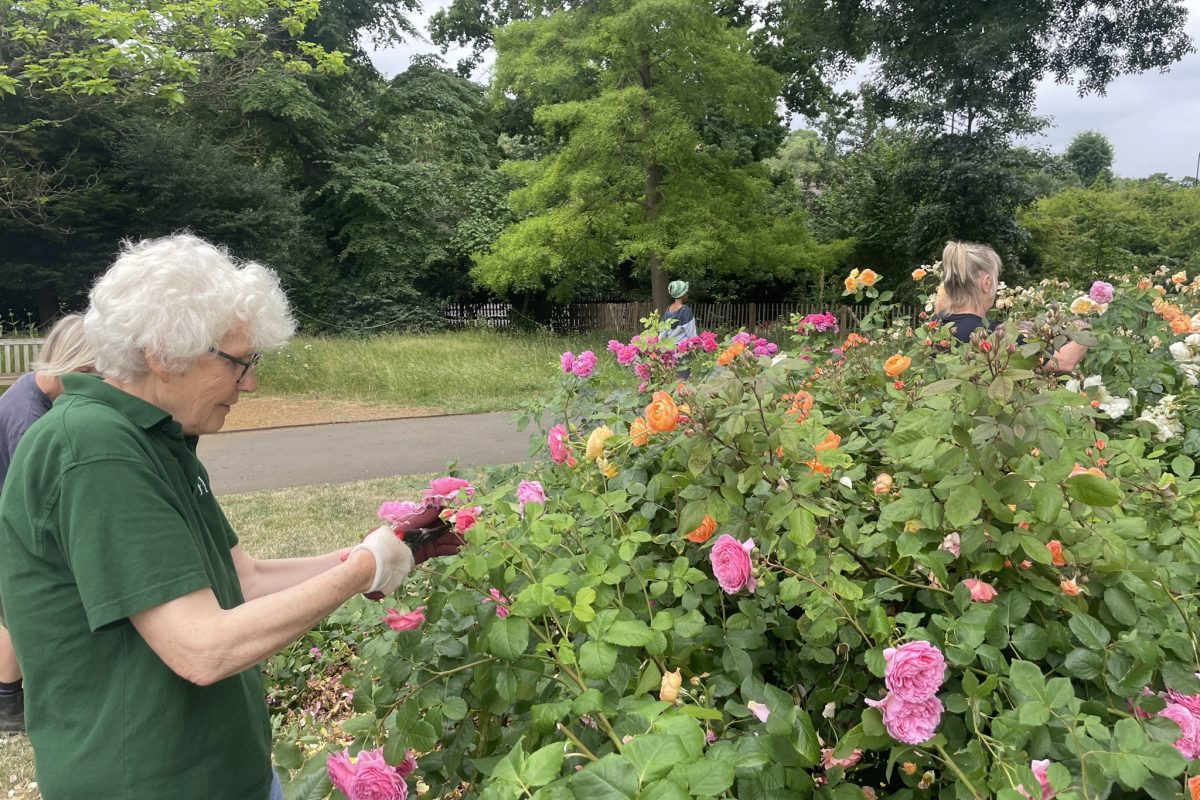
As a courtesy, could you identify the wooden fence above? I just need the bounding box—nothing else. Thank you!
[0,338,44,385]
[442,302,924,336]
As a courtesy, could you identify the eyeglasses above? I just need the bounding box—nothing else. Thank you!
[208,348,261,383]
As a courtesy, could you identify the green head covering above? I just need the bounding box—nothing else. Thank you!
[668,280,689,299]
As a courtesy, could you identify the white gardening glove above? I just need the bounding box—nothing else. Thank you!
[352,526,415,597]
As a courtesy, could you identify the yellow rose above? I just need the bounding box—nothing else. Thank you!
[585,425,614,460]
[659,669,682,703]
[884,354,911,377]
[1069,296,1095,315]
[597,457,619,478]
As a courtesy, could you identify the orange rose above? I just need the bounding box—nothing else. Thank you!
[717,342,745,366]
[1060,578,1082,596]
[843,276,858,293]
[686,515,717,544]
[1137,277,1152,291]
[645,391,679,433]
[1047,539,1066,566]
[629,416,650,447]
[1188,775,1200,800]
[784,390,814,420]
[804,459,831,476]
[1171,317,1190,334]
[1069,464,1105,479]
[859,269,878,287]
[814,432,841,452]
[884,354,912,377]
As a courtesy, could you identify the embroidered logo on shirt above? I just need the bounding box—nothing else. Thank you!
[196,476,209,496]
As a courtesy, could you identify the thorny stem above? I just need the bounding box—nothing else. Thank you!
[557,723,600,762]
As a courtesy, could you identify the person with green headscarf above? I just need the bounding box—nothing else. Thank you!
[663,280,697,342]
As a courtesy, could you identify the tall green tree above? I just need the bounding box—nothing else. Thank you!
[472,0,816,311]
[1065,130,1115,186]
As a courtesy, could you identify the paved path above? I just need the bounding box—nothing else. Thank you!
[197,412,533,494]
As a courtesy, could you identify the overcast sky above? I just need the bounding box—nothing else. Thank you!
[368,0,1200,180]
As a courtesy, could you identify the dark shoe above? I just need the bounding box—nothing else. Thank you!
[0,690,24,733]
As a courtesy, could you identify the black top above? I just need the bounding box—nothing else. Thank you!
[934,313,998,344]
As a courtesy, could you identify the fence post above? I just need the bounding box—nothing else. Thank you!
[748,303,757,332]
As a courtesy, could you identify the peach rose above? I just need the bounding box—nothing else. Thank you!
[1047,540,1066,566]
[962,578,998,603]
[873,473,893,494]
[859,269,878,287]
[844,276,859,293]
[1060,578,1082,596]
[912,268,927,281]
[660,669,682,703]
[687,515,717,544]
[884,354,912,377]
[1172,317,1191,334]
[629,416,650,447]
[645,391,679,432]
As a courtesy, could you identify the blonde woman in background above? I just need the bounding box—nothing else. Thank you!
[932,241,1087,372]
[0,313,97,732]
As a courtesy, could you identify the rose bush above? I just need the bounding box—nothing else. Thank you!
[281,272,1200,800]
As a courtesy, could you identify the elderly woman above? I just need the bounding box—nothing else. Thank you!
[0,235,415,800]
[933,240,1087,372]
[0,313,96,733]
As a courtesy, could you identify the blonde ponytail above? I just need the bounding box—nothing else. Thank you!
[938,241,1001,313]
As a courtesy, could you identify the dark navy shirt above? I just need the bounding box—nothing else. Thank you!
[0,372,52,496]
[934,313,999,344]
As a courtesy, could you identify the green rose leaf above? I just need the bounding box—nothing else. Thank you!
[1069,614,1111,650]
[579,641,618,678]
[601,619,655,647]
[1065,473,1122,506]
[487,616,531,660]
[945,485,982,527]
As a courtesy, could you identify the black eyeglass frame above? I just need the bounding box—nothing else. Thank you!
[208,347,261,382]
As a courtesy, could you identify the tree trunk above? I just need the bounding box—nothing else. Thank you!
[638,47,669,314]
[36,283,59,327]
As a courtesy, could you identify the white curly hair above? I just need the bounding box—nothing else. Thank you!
[85,233,296,382]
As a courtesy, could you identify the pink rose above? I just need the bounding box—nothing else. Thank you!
[327,747,409,800]
[1017,759,1055,800]
[378,501,440,529]
[1159,702,1200,759]
[451,506,481,533]
[423,476,473,506]
[939,532,960,557]
[572,350,597,378]
[560,351,575,373]
[710,534,756,594]
[883,641,947,702]
[485,588,510,618]
[962,578,998,603]
[548,424,577,466]
[1166,687,1200,716]
[820,747,863,769]
[865,693,943,745]
[396,750,417,779]
[516,480,547,517]
[747,700,770,722]
[1089,281,1114,305]
[384,607,425,632]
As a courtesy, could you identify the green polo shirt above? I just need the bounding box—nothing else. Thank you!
[0,374,272,800]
